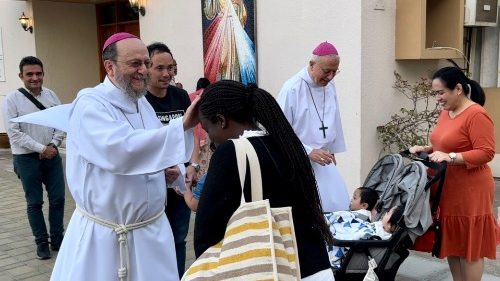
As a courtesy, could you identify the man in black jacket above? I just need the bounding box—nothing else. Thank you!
[145,42,198,278]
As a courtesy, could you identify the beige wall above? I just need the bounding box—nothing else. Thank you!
[4,0,495,184]
[483,88,500,176]
[361,0,442,179]
[140,0,205,93]
[0,0,37,133]
[141,0,364,192]
[33,0,100,103]
[360,0,500,178]
[142,0,499,183]
[258,0,364,193]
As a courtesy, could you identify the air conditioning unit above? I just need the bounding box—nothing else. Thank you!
[464,0,499,26]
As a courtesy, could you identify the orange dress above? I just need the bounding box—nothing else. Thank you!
[430,104,498,261]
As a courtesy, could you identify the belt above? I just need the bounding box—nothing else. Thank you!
[76,205,165,281]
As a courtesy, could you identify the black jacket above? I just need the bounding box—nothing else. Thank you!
[194,136,330,278]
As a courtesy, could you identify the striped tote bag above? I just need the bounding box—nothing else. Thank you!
[182,138,301,280]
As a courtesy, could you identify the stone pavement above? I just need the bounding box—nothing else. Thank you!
[0,148,498,280]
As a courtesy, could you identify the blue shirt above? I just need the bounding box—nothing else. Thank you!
[193,174,207,200]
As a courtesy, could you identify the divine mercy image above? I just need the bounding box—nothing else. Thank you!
[201,0,257,85]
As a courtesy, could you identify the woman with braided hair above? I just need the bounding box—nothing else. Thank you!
[193,80,334,280]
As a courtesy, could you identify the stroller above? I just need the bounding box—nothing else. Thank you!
[327,152,447,281]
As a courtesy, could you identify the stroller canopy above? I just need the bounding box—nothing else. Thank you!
[377,160,432,241]
[363,154,404,199]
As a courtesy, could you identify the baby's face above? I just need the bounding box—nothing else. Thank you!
[382,207,396,233]
[350,190,363,211]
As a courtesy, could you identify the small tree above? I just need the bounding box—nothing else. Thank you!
[377,72,440,153]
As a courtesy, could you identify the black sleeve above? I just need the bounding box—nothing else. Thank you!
[179,88,191,112]
[193,140,247,257]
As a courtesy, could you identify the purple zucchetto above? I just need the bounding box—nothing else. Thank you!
[312,41,339,56]
[102,32,138,52]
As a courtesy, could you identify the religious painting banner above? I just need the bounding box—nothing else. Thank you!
[201,0,257,85]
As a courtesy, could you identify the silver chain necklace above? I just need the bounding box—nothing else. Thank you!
[119,105,145,129]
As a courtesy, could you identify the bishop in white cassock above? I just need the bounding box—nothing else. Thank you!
[277,41,350,213]
[47,33,195,281]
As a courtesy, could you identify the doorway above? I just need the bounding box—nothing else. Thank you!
[96,0,140,81]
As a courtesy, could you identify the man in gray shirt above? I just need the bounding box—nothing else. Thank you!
[2,56,65,260]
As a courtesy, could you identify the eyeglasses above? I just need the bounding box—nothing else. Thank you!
[153,65,176,72]
[112,59,153,69]
[322,68,340,76]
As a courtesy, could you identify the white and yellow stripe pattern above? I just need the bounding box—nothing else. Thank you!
[182,138,300,281]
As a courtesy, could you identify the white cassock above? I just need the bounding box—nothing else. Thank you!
[277,66,349,212]
[50,77,193,281]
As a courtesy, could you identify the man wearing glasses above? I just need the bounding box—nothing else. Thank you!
[145,42,198,278]
[50,33,197,281]
[277,41,349,213]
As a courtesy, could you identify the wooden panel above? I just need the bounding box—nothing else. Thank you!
[426,0,464,49]
[396,0,424,59]
[396,0,465,59]
[96,1,140,81]
[0,133,10,149]
[484,88,500,153]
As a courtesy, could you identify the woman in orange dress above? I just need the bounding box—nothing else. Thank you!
[410,66,498,281]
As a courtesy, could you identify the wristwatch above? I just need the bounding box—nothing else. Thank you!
[448,152,457,163]
[190,162,201,172]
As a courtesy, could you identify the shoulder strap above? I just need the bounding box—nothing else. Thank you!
[18,88,46,111]
[233,139,248,205]
[232,138,264,204]
[242,139,263,201]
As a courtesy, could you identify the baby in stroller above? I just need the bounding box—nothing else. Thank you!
[326,153,435,280]
[349,187,379,222]
[326,194,405,269]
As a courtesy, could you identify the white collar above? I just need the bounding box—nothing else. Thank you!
[239,130,267,138]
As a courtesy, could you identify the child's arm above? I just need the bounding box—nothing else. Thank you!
[183,188,199,212]
[370,208,378,222]
[184,173,207,212]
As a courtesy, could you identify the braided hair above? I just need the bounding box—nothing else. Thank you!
[432,67,486,106]
[199,80,334,245]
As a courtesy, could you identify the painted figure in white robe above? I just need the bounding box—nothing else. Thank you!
[203,0,256,85]
[50,33,198,281]
[277,41,349,213]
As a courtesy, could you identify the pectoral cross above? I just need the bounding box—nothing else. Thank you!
[319,121,328,138]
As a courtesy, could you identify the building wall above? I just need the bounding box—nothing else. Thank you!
[141,0,364,193]
[140,0,498,180]
[33,0,100,104]
[0,0,36,132]
[257,0,363,192]
[140,0,205,93]
[1,0,497,180]
[361,0,441,179]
